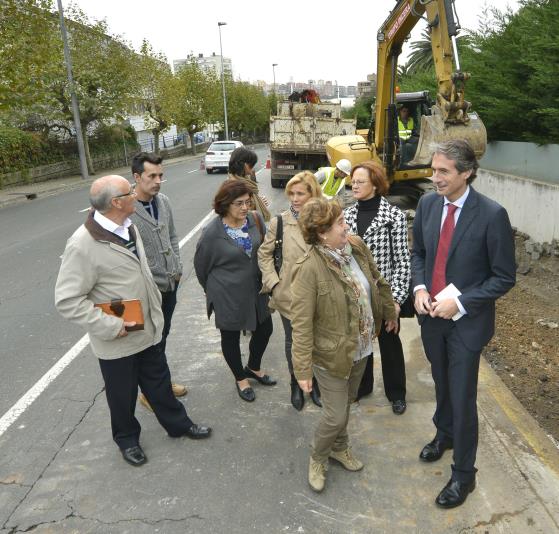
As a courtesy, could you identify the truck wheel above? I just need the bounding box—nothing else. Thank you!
[206,169,212,174]
[271,178,283,188]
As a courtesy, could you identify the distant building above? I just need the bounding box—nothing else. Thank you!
[173,53,233,77]
[357,74,377,99]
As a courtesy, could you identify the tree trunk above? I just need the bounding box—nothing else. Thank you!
[153,130,160,155]
[189,132,197,155]
[82,126,95,175]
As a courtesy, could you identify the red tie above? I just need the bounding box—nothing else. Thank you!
[431,203,458,299]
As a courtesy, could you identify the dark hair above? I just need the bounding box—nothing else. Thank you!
[228,147,257,176]
[213,180,253,217]
[433,140,479,184]
[350,160,390,196]
[131,152,163,176]
[298,197,343,245]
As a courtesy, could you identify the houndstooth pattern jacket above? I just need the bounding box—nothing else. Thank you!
[345,197,411,305]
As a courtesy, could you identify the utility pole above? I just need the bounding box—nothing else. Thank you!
[56,0,88,180]
[272,63,278,95]
[218,22,229,140]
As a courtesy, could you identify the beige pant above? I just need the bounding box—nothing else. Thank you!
[311,357,368,463]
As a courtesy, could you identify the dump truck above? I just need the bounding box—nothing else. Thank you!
[269,101,356,188]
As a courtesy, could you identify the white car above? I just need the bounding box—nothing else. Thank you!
[204,140,244,174]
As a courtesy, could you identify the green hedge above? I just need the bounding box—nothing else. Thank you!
[0,127,63,172]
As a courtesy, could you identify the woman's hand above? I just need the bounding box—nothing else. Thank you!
[260,194,270,208]
[394,301,401,316]
[298,379,313,393]
[385,319,399,334]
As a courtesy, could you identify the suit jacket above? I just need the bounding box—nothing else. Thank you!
[130,193,182,292]
[345,197,411,305]
[258,210,311,319]
[411,187,516,351]
[194,212,270,331]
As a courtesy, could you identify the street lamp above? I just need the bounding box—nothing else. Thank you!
[217,22,229,140]
[272,63,278,95]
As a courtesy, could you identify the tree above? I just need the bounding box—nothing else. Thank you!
[342,95,375,129]
[133,40,175,154]
[172,61,219,154]
[226,81,269,141]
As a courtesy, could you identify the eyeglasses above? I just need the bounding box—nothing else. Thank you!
[351,180,369,187]
[231,199,252,208]
[113,183,136,198]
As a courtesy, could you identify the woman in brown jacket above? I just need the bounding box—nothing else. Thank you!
[291,197,397,493]
[258,171,322,410]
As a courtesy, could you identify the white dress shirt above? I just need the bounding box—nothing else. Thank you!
[93,210,132,242]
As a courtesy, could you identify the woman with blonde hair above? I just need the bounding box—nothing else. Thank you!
[291,197,397,492]
[259,171,322,410]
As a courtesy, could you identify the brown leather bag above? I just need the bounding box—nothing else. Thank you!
[94,299,144,331]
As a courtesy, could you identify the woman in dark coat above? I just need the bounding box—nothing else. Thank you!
[194,180,276,402]
[344,161,411,414]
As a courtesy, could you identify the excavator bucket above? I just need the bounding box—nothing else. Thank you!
[409,111,487,166]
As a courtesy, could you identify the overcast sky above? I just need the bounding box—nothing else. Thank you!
[65,0,519,85]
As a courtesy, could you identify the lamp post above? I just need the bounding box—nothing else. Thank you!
[217,22,229,140]
[272,63,278,95]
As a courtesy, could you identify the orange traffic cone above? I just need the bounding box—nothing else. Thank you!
[265,157,271,169]
[200,159,205,170]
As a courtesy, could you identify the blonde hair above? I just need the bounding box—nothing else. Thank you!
[298,197,343,245]
[285,171,322,199]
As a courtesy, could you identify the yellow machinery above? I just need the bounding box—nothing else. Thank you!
[327,0,487,207]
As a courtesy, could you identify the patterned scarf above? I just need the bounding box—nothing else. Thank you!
[317,244,374,350]
[289,204,300,220]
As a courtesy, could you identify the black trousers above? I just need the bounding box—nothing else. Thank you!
[421,317,481,483]
[280,314,294,375]
[98,344,193,450]
[219,316,273,381]
[358,319,407,401]
[156,284,178,357]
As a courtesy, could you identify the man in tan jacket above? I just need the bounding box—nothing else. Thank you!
[55,175,211,467]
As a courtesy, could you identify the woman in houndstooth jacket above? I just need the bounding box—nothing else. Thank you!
[344,161,411,414]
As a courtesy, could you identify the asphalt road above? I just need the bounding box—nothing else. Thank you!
[0,145,276,417]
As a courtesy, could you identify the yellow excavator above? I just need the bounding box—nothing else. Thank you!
[326,0,487,207]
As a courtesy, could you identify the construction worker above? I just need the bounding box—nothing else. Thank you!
[315,159,352,200]
[398,105,418,165]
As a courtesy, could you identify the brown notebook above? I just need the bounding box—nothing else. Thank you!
[94,299,144,331]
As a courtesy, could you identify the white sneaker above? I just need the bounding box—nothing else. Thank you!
[329,447,364,471]
[308,457,327,492]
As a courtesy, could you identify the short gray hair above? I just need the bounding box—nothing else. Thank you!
[433,139,479,184]
[89,182,122,213]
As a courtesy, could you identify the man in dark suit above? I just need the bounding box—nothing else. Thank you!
[411,140,516,508]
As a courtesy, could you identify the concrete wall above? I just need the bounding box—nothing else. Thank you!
[476,169,559,243]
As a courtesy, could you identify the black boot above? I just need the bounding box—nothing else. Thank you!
[310,376,322,407]
[290,374,304,411]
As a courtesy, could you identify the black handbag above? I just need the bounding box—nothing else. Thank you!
[273,215,283,275]
[386,222,415,318]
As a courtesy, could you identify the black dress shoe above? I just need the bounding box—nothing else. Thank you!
[290,375,304,411]
[392,399,407,415]
[244,366,277,386]
[310,376,322,407]
[236,382,256,402]
[184,423,212,439]
[419,438,453,462]
[121,445,147,466]
[436,478,476,508]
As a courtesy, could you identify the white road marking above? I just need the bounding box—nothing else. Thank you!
[188,169,199,174]
[78,207,89,213]
[0,210,214,438]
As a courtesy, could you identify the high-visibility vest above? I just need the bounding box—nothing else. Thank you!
[320,167,345,199]
[398,117,414,140]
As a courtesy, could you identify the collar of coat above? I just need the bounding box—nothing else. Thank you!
[133,195,160,224]
[85,210,138,248]
[345,196,396,241]
[281,209,309,254]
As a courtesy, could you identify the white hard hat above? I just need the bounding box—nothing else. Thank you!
[335,159,352,176]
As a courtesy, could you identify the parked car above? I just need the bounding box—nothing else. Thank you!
[204,140,243,174]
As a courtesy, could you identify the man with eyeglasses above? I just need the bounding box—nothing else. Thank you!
[55,175,211,468]
[130,152,187,412]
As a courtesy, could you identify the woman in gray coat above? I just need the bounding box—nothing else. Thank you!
[194,180,276,402]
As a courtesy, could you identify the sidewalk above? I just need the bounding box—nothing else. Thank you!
[0,152,204,210]
[2,268,558,533]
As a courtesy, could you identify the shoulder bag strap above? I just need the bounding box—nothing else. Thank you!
[252,211,264,243]
[274,215,283,274]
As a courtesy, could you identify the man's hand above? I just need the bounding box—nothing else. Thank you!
[385,319,399,334]
[430,298,459,320]
[298,379,313,393]
[117,321,136,337]
[394,302,401,316]
[414,288,433,315]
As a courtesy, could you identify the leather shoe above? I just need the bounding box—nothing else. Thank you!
[183,423,212,439]
[392,399,407,415]
[290,375,304,411]
[436,478,476,508]
[121,445,147,466]
[244,366,277,386]
[236,382,255,402]
[310,376,322,407]
[419,438,453,462]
